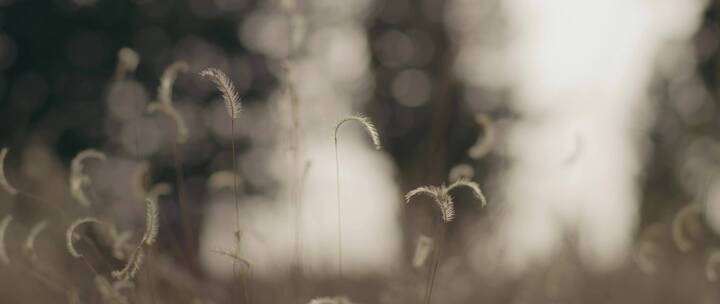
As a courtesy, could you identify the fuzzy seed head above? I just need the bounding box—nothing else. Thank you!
[111,199,158,281]
[446,178,487,207]
[142,198,159,246]
[66,217,103,258]
[406,179,488,223]
[405,186,455,223]
[158,61,189,105]
[147,183,173,202]
[334,114,381,150]
[69,149,106,207]
[112,248,144,281]
[115,48,140,81]
[200,68,242,119]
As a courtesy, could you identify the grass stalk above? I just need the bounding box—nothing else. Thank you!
[333,115,381,277]
[201,67,245,303]
[172,142,195,269]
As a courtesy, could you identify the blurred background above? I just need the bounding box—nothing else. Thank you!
[0,0,719,303]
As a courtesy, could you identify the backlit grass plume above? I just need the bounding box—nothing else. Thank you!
[333,114,381,275]
[23,220,48,263]
[66,217,104,258]
[405,178,487,223]
[69,149,106,207]
[114,47,140,81]
[143,198,159,246]
[158,61,189,106]
[147,182,173,203]
[201,67,244,292]
[112,198,158,281]
[0,214,13,265]
[0,147,18,196]
[334,115,381,150]
[405,178,487,304]
[200,68,241,119]
[148,61,190,143]
[672,202,702,252]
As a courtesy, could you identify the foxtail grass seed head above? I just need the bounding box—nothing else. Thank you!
[405,185,455,223]
[0,214,13,265]
[706,248,720,282]
[158,61,189,105]
[200,68,241,119]
[23,220,48,263]
[672,203,702,252]
[447,178,487,207]
[69,149,106,207]
[112,199,158,281]
[142,198,159,246]
[114,48,140,81]
[406,179,487,223]
[149,62,191,143]
[0,148,18,196]
[468,113,495,160]
[334,114,381,150]
[66,217,103,258]
[71,149,106,172]
[112,247,145,281]
[127,249,144,279]
[147,183,173,202]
